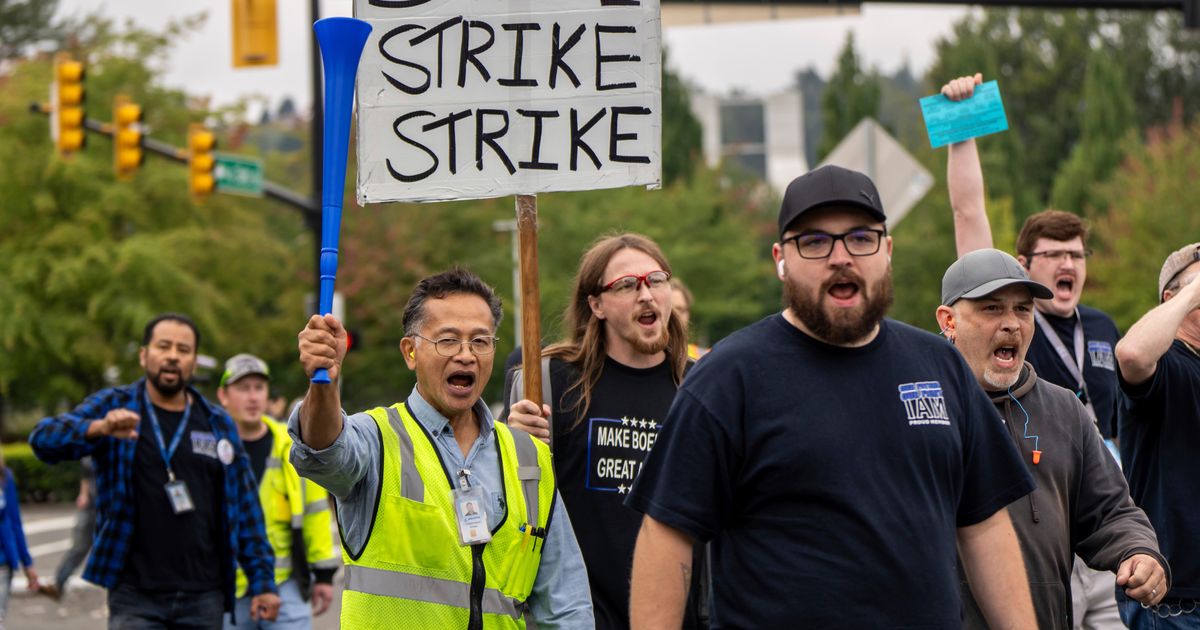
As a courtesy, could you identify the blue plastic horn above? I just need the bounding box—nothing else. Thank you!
[311,17,372,384]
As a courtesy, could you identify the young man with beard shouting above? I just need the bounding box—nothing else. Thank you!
[626,165,1038,629]
[944,73,1127,629]
[30,313,281,628]
[290,268,593,629]
[936,249,1168,629]
[504,233,708,630]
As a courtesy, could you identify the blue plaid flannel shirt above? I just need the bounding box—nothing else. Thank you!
[29,378,277,610]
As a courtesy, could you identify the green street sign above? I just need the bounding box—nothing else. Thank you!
[214,153,264,197]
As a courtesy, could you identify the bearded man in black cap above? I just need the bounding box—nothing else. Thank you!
[626,165,1038,629]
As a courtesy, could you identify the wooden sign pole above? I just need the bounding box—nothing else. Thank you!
[515,194,543,411]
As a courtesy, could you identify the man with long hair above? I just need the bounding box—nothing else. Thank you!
[505,233,706,629]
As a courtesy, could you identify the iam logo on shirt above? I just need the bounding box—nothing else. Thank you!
[1088,340,1115,371]
[898,381,951,426]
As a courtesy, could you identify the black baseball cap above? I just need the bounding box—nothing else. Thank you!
[942,249,1053,306]
[778,165,887,238]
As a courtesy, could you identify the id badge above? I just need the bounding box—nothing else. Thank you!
[165,479,195,514]
[452,485,491,546]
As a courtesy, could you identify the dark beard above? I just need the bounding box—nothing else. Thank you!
[150,368,188,397]
[786,269,894,345]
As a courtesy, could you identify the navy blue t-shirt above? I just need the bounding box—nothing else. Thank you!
[626,315,1034,628]
[1118,340,1200,598]
[1027,305,1120,437]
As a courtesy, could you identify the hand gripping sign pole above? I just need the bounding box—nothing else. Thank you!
[516,194,544,424]
[311,17,371,384]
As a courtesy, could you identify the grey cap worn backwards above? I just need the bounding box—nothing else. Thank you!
[220,353,270,387]
[778,165,886,238]
[1158,242,1200,302]
[941,248,1053,306]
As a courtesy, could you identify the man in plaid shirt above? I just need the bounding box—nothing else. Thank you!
[30,313,280,628]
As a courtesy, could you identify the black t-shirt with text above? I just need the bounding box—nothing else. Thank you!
[121,402,225,592]
[503,352,704,630]
[627,316,1035,628]
[1118,340,1200,597]
[1027,305,1121,437]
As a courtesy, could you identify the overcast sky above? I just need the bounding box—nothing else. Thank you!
[54,1,968,116]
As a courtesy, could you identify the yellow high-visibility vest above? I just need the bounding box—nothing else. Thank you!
[340,403,555,629]
[235,416,338,597]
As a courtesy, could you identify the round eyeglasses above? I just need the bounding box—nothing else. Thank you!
[410,334,498,357]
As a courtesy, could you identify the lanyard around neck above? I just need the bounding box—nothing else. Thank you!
[1034,309,1096,421]
[143,388,192,480]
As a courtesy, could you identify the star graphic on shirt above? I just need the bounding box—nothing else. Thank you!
[648,420,657,430]
[621,417,630,426]
[617,484,627,494]
[638,419,648,429]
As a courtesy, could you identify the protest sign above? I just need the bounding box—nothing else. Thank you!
[354,0,663,204]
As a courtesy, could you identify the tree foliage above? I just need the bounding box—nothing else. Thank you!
[0,16,307,414]
[1084,122,1200,332]
[0,0,60,60]
[926,8,1200,219]
[817,33,881,161]
[1050,48,1136,215]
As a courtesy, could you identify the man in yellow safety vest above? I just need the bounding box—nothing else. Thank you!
[218,353,339,630]
[289,267,594,629]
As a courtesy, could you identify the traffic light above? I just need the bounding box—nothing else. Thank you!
[231,0,278,68]
[188,123,217,202]
[53,54,86,156]
[112,95,143,181]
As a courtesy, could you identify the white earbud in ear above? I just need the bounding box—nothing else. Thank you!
[776,259,786,279]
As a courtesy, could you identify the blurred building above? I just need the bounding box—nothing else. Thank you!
[690,88,808,192]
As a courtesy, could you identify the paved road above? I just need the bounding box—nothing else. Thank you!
[7,503,342,629]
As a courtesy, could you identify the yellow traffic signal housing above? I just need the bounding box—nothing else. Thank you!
[231,0,278,68]
[188,123,217,202]
[54,55,86,156]
[113,95,143,181]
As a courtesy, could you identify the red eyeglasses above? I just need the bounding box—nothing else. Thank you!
[600,270,672,295]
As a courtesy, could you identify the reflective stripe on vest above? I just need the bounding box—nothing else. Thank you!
[385,406,425,503]
[509,431,540,527]
[341,404,556,628]
[344,564,521,621]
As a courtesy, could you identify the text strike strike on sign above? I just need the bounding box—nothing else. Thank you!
[354,0,663,204]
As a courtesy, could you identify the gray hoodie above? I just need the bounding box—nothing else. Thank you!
[961,363,1168,629]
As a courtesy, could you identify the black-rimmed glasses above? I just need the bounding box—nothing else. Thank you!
[783,228,887,259]
[410,334,498,357]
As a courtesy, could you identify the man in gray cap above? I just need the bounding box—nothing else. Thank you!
[937,249,1168,630]
[1113,242,1200,628]
[628,165,1037,628]
[217,353,339,630]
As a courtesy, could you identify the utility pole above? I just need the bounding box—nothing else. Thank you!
[309,0,325,299]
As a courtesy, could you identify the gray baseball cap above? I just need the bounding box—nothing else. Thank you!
[220,353,270,387]
[941,248,1053,306]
